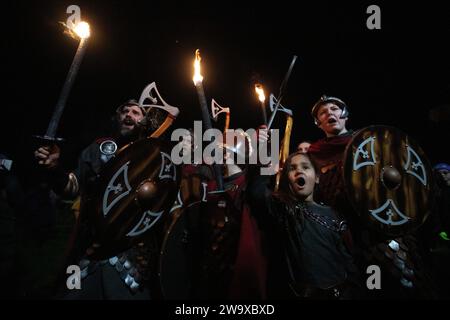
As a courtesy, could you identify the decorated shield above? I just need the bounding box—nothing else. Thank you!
[169,172,208,214]
[343,126,433,237]
[85,137,180,259]
[158,169,210,299]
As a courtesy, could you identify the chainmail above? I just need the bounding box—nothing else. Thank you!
[296,202,348,233]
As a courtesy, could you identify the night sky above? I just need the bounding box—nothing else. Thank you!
[2,0,450,175]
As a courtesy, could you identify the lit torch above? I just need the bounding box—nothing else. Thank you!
[193,49,213,131]
[192,49,224,191]
[255,83,267,125]
[38,21,91,142]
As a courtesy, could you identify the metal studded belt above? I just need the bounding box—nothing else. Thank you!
[78,253,142,293]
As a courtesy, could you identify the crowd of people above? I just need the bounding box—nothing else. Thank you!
[1,92,448,300]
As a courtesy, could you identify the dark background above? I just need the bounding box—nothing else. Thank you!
[2,0,450,172]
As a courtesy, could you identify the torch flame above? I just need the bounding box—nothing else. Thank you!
[73,21,91,39]
[255,84,266,103]
[193,49,203,85]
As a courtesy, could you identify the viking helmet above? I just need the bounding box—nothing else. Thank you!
[311,95,349,126]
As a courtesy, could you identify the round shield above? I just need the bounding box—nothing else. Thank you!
[158,206,196,299]
[85,137,180,259]
[158,170,209,299]
[168,170,209,215]
[343,125,433,237]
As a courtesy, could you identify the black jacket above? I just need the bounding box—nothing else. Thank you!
[247,174,355,297]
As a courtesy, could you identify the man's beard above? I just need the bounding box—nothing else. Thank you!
[117,119,142,139]
[120,125,137,137]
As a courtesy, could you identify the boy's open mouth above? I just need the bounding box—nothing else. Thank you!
[327,117,337,124]
[296,176,306,188]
